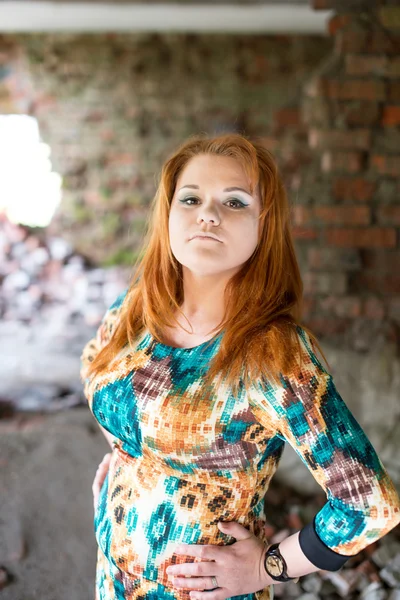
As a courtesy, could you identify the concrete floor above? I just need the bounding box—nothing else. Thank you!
[0,408,109,600]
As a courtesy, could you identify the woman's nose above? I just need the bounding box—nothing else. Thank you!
[196,206,220,225]
[198,215,217,224]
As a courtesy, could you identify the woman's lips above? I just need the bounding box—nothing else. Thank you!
[190,236,222,242]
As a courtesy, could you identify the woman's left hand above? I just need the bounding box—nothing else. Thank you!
[166,521,271,599]
[92,452,112,511]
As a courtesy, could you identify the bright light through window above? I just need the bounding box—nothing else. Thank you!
[0,114,62,227]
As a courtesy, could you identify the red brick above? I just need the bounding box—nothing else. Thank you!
[305,317,351,338]
[311,0,334,9]
[361,250,400,272]
[328,14,352,36]
[304,272,347,295]
[325,227,397,247]
[382,106,400,127]
[376,206,400,226]
[336,29,400,56]
[363,297,385,320]
[370,154,400,177]
[341,297,362,319]
[388,83,400,103]
[309,128,371,150]
[388,298,400,323]
[353,274,400,294]
[301,296,316,320]
[322,79,386,102]
[342,102,381,127]
[274,107,302,128]
[322,151,365,173]
[319,295,362,318]
[291,226,319,241]
[332,178,376,202]
[314,205,370,226]
[258,136,280,152]
[292,206,312,226]
[345,55,387,77]
[308,247,361,271]
[387,57,400,78]
[345,55,400,78]
[335,30,368,55]
[368,31,400,55]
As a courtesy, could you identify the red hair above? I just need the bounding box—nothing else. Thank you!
[85,133,329,398]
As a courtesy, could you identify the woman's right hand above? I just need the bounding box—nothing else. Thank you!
[92,452,112,511]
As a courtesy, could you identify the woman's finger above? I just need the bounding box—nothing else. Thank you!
[99,452,112,467]
[93,453,112,510]
[92,461,110,490]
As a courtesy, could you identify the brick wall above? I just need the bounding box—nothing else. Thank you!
[0,4,399,350]
[297,0,400,349]
[0,32,329,268]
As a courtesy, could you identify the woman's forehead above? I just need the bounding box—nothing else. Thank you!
[175,154,256,192]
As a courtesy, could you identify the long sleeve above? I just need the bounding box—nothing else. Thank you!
[248,325,400,571]
[80,288,128,411]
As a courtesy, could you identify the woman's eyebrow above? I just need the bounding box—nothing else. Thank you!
[178,184,252,195]
[224,186,252,195]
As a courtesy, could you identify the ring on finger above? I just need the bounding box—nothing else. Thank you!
[211,576,218,588]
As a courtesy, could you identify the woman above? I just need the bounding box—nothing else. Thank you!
[80,133,400,600]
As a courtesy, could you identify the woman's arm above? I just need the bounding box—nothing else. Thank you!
[80,289,128,456]
[249,326,400,578]
[272,532,320,579]
[92,452,112,510]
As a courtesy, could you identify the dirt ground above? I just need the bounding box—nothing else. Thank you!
[0,407,109,600]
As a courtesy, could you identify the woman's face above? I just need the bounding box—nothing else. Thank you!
[169,154,261,278]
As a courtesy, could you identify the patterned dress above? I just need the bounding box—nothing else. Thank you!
[80,288,400,600]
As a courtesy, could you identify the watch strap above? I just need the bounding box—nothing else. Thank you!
[263,543,299,583]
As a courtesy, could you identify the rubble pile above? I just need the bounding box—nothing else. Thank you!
[265,481,400,600]
[0,213,130,413]
[0,213,129,325]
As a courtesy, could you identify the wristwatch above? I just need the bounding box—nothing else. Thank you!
[263,543,298,583]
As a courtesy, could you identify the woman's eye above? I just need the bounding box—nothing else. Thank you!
[179,197,199,205]
[179,197,247,209]
[226,198,247,209]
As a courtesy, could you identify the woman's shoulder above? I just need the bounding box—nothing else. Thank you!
[96,287,129,341]
[290,323,330,378]
[107,287,129,313]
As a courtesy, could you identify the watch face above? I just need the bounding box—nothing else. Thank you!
[266,555,284,577]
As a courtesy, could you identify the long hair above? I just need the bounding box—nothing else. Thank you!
[85,133,329,399]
